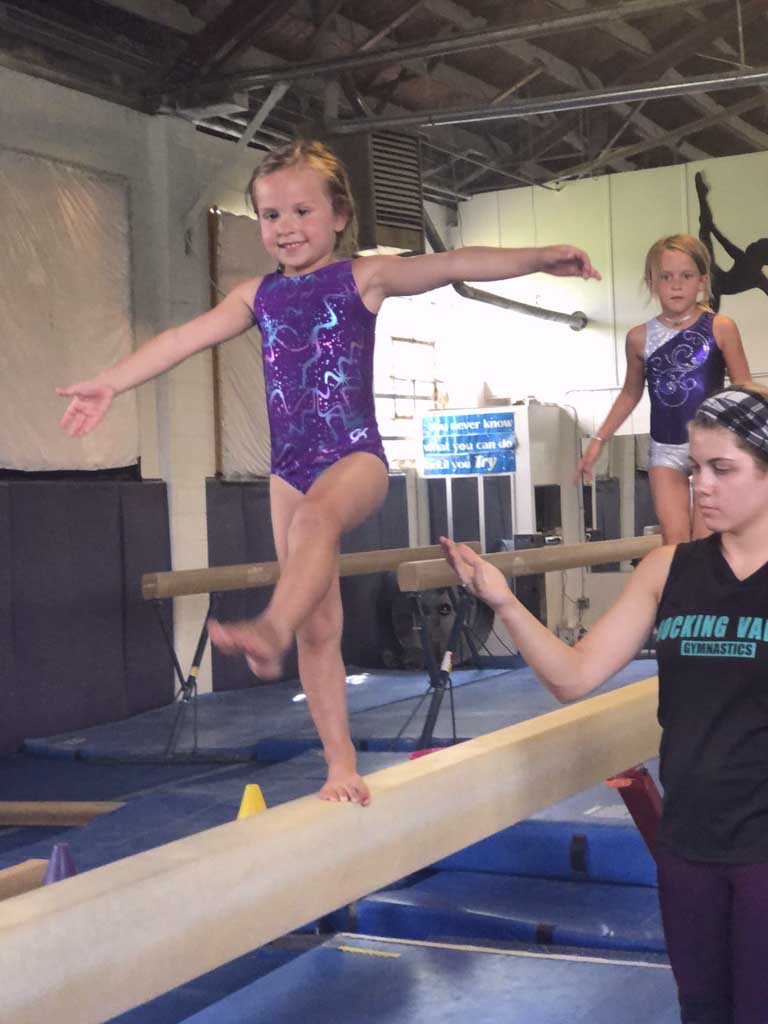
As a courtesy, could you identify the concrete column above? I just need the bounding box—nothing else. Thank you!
[140,115,216,692]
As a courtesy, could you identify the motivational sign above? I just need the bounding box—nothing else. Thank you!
[421,409,515,477]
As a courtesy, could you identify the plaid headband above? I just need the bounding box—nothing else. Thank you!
[695,389,768,457]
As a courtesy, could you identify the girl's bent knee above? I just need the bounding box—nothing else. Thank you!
[289,502,341,542]
[298,617,343,652]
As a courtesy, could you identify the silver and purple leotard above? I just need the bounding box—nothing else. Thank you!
[645,311,724,473]
[253,260,388,493]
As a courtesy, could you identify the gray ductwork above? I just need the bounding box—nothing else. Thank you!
[178,0,725,101]
[328,131,425,253]
[329,64,768,134]
[423,210,588,331]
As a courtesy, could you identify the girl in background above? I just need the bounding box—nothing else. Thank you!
[59,139,599,806]
[576,234,749,543]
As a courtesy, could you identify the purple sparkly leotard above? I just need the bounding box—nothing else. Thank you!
[253,260,388,494]
[645,311,725,445]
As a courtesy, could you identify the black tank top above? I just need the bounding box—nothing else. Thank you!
[655,535,768,862]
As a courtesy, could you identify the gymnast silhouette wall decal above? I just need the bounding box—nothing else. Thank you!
[695,171,768,313]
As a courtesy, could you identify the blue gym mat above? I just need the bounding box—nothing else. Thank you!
[347,659,656,751]
[22,667,509,762]
[355,871,666,953]
[434,760,661,886]
[22,661,657,761]
[107,941,312,1024]
[0,755,252,858]
[173,933,678,1024]
[0,750,408,874]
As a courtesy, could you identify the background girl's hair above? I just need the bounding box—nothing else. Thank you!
[247,139,359,257]
[644,234,713,307]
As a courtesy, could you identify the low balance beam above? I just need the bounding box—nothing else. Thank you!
[398,533,662,592]
[0,802,125,828]
[0,676,660,1024]
[142,541,481,600]
[0,860,47,902]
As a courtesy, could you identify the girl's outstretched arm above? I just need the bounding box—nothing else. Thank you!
[575,326,645,483]
[357,245,600,308]
[440,537,671,703]
[58,280,258,437]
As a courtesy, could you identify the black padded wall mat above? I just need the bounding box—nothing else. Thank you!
[427,478,448,543]
[483,476,513,550]
[594,476,621,573]
[206,478,291,692]
[0,485,20,752]
[206,475,410,690]
[339,475,409,670]
[429,476,512,550]
[634,473,656,537]
[0,482,173,753]
[121,484,174,715]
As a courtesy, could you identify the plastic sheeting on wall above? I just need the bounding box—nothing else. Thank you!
[214,211,273,479]
[0,149,138,471]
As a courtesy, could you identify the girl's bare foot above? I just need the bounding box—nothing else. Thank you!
[320,749,371,806]
[319,769,370,806]
[208,616,291,680]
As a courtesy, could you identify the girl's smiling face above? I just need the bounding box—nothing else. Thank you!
[253,163,349,276]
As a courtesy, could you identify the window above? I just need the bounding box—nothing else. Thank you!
[375,335,444,468]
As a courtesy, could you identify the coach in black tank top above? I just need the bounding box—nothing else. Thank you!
[440,384,768,1024]
[656,534,768,864]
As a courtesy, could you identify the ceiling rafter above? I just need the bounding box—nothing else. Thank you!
[297,4,551,202]
[551,93,766,182]
[423,0,710,174]
[1,0,767,200]
[186,3,539,200]
[479,0,768,173]
[157,0,291,87]
[169,0,727,102]
[549,0,768,152]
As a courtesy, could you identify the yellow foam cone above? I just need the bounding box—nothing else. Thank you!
[237,784,267,820]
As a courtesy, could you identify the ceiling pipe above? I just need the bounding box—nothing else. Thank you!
[168,0,725,101]
[423,210,588,332]
[328,64,768,133]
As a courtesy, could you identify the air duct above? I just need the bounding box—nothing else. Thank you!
[327,131,425,254]
[423,209,588,331]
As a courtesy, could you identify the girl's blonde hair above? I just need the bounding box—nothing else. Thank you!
[248,140,359,257]
[644,234,713,307]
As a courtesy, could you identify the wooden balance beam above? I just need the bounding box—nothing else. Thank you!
[0,802,125,828]
[0,860,48,902]
[397,534,662,592]
[0,676,660,1024]
[142,542,482,600]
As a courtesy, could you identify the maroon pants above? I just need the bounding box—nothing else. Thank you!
[656,848,768,1024]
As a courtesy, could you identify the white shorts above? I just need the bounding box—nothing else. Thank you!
[648,439,690,475]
